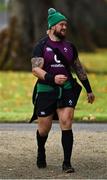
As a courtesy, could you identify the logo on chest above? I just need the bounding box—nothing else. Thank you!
[46,47,53,52]
[51,54,64,68]
[64,47,68,52]
[54,54,61,63]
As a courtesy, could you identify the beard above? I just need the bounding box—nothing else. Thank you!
[54,30,66,40]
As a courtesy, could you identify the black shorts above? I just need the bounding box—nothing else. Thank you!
[36,87,80,117]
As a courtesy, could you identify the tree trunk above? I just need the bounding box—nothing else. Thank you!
[0,0,54,70]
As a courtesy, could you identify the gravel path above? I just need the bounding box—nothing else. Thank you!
[0,123,107,179]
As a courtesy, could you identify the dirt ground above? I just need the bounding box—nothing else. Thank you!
[0,128,107,179]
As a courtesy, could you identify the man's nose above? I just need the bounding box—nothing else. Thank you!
[63,25,67,29]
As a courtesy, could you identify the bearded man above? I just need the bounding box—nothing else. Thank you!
[31,8,95,173]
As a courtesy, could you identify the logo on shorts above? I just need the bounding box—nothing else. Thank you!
[69,100,73,105]
[40,111,46,115]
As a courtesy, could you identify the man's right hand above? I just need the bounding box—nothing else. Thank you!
[54,74,67,85]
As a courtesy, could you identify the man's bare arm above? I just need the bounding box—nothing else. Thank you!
[31,57,44,69]
[72,57,87,81]
[72,57,95,103]
[31,57,46,79]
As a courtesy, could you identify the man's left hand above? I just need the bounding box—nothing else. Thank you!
[87,92,95,104]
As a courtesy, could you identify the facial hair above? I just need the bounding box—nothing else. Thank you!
[54,30,66,40]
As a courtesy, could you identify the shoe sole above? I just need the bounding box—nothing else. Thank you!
[63,168,75,173]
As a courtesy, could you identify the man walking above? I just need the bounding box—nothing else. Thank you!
[31,8,95,173]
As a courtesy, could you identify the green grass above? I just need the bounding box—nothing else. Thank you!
[0,49,107,122]
[0,71,35,122]
[80,49,107,74]
[75,74,107,122]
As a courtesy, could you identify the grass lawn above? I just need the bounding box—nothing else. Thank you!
[0,49,107,123]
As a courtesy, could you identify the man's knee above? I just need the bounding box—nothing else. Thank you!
[38,127,50,136]
[60,112,73,128]
[61,118,72,129]
[38,116,52,136]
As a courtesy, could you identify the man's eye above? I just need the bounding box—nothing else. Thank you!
[60,23,67,27]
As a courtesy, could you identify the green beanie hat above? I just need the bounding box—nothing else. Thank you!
[48,8,67,29]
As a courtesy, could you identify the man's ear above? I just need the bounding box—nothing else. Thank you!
[51,25,56,30]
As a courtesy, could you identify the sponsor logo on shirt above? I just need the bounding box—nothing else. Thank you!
[51,64,64,67]
[50,54,64,68]
[54,54,61,63]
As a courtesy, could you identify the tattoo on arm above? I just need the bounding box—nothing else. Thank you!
[31,57,44,69]
[72,58,87,80]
